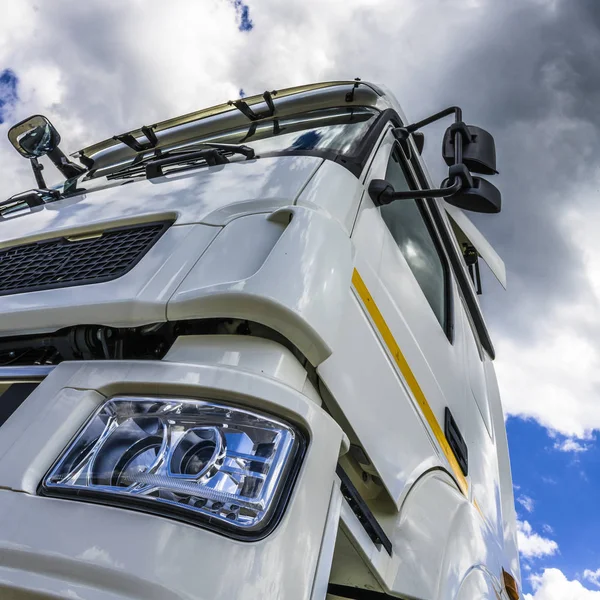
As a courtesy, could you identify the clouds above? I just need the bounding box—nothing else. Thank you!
[495,300,600,438]
[554,439,589,453]
[583,570,600,588]
[517,520,559,559]
[526,569,600,600]
[518,495,536,513]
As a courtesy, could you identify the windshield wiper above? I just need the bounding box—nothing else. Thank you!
[109,143,256,180]
[0,188,62,219]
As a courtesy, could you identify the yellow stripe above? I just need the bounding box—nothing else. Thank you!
[352,268,469,496]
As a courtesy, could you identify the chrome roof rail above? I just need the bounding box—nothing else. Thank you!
[0,365,55,383]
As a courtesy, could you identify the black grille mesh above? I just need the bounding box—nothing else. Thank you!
[0,222,170,296]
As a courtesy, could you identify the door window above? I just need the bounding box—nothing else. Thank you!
[379,146,448,331]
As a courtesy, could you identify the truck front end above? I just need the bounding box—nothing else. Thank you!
[0,81,519,600]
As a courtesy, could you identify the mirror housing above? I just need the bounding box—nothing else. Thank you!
[8,115,61,158]
[442,124,497,175]
[443,176,501,214]
[7,114,86,183]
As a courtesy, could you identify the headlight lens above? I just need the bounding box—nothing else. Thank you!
[42,397,303,537]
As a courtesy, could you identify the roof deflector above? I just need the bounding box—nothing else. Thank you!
[74,80,375,162]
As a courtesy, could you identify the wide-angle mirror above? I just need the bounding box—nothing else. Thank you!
[8,115,61,158]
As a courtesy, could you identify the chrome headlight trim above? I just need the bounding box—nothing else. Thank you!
[41,396,306,540]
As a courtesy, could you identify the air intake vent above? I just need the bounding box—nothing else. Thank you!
[0,221,170,296]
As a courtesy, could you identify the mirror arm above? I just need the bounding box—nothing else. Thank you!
[399,107,472,163]
[369,177,462,207]
[404,106,462,133]
[30,158,47,189]
[46,147,87,179]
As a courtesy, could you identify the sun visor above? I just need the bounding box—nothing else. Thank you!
[444,201,507,289]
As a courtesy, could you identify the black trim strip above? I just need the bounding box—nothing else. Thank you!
[327,584,401,599]
[336,465,392,556]
[444,407,468,476]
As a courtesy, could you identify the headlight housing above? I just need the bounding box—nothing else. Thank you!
[42,396,304,538]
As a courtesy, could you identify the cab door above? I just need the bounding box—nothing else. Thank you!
[350,123,477,501]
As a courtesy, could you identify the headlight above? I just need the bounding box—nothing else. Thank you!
[42,396,304,538]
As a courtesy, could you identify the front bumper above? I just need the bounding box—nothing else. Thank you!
[0,349,344,599]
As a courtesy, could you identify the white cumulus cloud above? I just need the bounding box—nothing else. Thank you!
[554,438,589,453]
[542,524,554,535]
[495,198,600,439]
[525,568,600,600]
[517,520,558,559]
[517,495,535,513]
[583,570,600,588]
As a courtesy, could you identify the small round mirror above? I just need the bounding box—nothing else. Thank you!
[8,115,61,158]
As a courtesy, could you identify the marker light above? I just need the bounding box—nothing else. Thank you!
[42,397,303,538]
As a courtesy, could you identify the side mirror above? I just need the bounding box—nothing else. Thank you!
[442,125,497,175]
[7,114,86,186]
[8,115,61,158]
[443,176,501,213]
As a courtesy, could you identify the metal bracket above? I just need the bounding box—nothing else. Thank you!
[336,464,392,556]
[145,148,229,179]
[345,77,362,102]
[114,125,158,152]
[229,91,277,121]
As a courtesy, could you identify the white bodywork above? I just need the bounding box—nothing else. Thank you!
[0,81,519,599]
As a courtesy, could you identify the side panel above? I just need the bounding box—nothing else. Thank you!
[168,206,355,365]
[457,302,504,543]
[385,471,506,600]
[350,128,472,497]
[318,280,441,506]
[350,125,506,530]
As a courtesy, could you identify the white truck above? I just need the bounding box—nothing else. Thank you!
[0,80,519,600]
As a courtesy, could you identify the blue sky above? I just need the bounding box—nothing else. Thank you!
[508,418,600,593]
[231,0,253,32]
[0,69,18,124]
[2,2,600,599]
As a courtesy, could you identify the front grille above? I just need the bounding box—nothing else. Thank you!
[0,221,170,296]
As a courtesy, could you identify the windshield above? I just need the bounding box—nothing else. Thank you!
[204,106,379,156]
[93,106,381,181]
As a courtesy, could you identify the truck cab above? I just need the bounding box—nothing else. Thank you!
[0,80,519,600]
